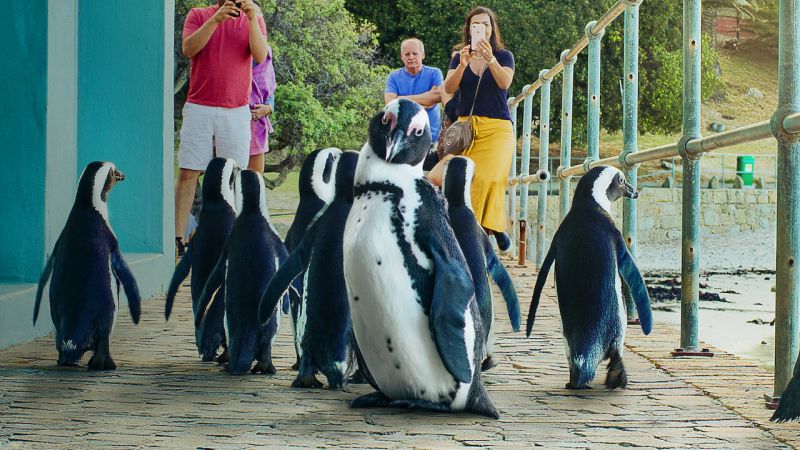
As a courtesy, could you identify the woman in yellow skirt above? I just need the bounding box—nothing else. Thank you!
[436,6,515,250]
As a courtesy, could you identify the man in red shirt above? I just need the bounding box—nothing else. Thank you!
[176,0,267,257]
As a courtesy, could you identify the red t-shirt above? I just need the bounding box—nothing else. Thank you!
[183,6,267,108]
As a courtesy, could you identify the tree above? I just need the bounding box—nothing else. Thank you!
[346,1,722,144]
[174,0,388,188]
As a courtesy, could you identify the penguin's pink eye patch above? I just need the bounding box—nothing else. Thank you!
[407,110,428,137]
[382,111,398,131]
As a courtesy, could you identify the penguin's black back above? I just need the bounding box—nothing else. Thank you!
[553,204,623,353]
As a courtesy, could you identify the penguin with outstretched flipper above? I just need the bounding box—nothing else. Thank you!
[771,351,800,422]
[526,166,652,390]
[34,161,140,370]
[165,157,238,363]
[283,147,341,370]
[195,170,286,374]
[343,99,498,418]
[259,151,360,389]
[442,155,521,371]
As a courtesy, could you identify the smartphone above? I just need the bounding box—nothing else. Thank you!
[231,0,242,17]
[470,23,486,51]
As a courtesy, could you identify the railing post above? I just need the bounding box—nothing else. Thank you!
[585,21,605,170]
[621,0,641,322]
[559,50,576,223]
[536,70,552,268]
[508,99,519,256]
[519,87,535,266]
[770,0,800,406]
[673,0,711,357]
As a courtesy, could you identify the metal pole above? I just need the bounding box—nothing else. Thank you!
[674,0,710,357]
[537,70,552,268]
[519,88,534,266]
[772,0,800,403]
[508,100,519,255]
[559,50,576,223]
[621,0,641,321]
[585,21,605,169]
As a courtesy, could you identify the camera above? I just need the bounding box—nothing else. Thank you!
[231,1,242,17]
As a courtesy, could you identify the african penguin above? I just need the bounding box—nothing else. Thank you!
[195,170,287,374]
[442,155,521,371]
[526,166,652,390]
[343,99,498,418]
[283,147,342,370]
[34,161,141,370]
[259,151,360,389]
[166,157,238,363]
[772,351,800,422]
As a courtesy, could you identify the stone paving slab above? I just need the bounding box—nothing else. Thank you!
[0,262,797,448]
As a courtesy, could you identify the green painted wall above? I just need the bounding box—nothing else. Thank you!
[0,0,48,283]
[77,1,167,253]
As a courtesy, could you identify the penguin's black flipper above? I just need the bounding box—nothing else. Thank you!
[277,246,291,315]
[165,245,192,320]
[429,244,475,384]
[526,242,556,337]
[258,234,312,326]
[111,246,141,324]
[195,252,227,328]
[34,242,58,325]
[485,249,521,332]
[771,361,800,422]
[614,236,652,335]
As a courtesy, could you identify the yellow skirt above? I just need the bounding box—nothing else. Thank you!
[460,116,514,233]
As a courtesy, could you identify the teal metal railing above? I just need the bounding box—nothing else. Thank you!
[506,0,800,407]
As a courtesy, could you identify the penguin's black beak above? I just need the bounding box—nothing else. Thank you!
[623,181,638,199]
[113,169,125,182]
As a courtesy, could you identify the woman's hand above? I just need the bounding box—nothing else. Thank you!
[251,104,272,120]
[459,45,472,68]
[477,41,494,62]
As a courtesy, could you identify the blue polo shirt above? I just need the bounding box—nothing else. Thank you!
[385,65,444,140]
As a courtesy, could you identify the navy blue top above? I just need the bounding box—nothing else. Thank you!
[449,48,515,121]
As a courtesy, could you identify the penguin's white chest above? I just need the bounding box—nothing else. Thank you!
[344,196,463,405]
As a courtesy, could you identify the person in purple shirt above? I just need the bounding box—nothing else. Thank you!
[384,38,443,168]
[248,41,276,173]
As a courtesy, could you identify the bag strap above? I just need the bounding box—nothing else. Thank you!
[467,62,486,118]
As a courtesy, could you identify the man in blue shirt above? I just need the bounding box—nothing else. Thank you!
[384,38,443,143]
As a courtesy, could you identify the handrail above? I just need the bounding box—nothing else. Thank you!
[508,0,630,107]
[557,118,778,179]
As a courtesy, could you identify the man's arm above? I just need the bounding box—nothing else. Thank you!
[243,1,267,63]
[394,87,442,108]
[182,4,236,58]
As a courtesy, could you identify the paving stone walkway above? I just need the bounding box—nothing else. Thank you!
[0,263,797,448]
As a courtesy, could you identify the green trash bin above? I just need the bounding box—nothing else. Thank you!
[736,155,755,187]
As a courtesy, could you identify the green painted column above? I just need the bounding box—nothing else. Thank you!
[559,50,576,223]
[772,0,800,400]
[536,70,552,268]
[520,88,534,263]
[509,100,519,255]
[584,21,605,170]
[621,1,641,320]
[678,0,704,353]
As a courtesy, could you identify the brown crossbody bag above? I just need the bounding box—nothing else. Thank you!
[442,67,485,155]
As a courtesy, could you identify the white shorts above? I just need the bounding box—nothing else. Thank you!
[178,102,251,170]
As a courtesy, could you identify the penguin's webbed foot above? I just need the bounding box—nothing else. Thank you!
[605,356,628,390]
[350,391,391,409]
[565,382,592,390]
[291,373,323,388]
[87,354,116,371]
[201,353,216,362]
[481,356,497,372]
[389,399,451,413]
[216,348,230,365]
[251,360,277,375]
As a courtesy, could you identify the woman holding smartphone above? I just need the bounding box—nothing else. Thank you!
[439,6,515,250]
